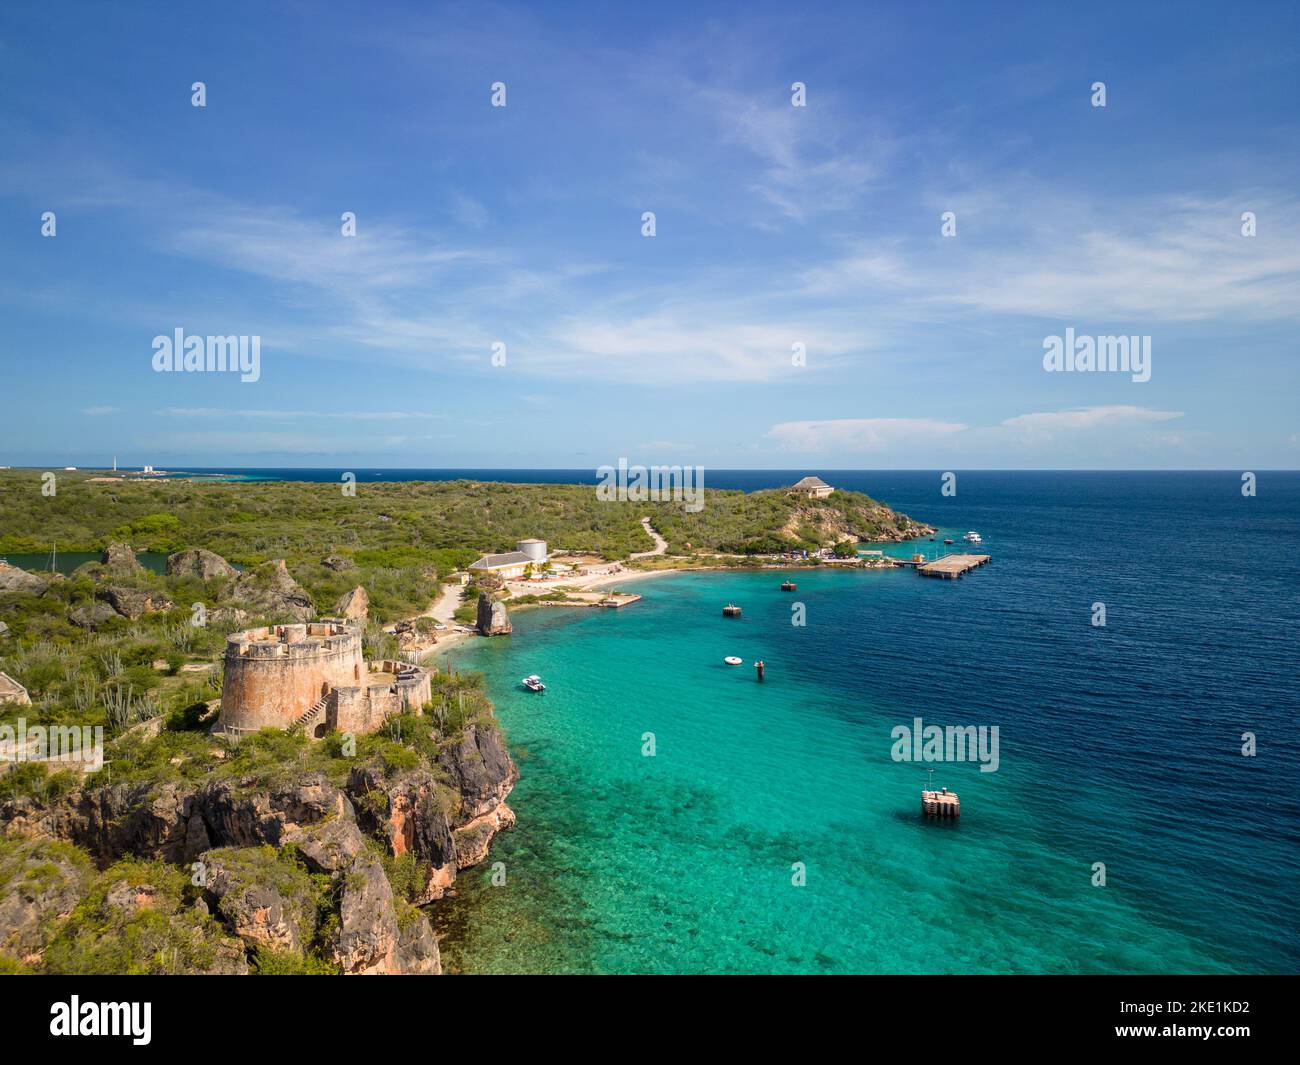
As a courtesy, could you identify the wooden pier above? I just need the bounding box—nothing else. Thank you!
[917,553,991,579]
[922,788,960,817]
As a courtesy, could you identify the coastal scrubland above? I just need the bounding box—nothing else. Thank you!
[0,470,929,565]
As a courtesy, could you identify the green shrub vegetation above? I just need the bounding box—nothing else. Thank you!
[40,857,238,975]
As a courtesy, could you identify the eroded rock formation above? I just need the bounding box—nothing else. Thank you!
[99,585,174,620]
[166,548,238,580]
[101,541,145,575]
[223,559,315,621]
[69,602,121,630]
[0,565,50,596]
[333,585,369,620]
[476,594,512,636]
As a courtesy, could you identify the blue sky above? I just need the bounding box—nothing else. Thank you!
[1,0,1297,469]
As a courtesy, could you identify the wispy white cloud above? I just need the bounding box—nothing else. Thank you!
[805,194,1300,323]
[767,406,1185,455]
[1000,405,1183,432]
[542,315,870,384]
[158,408,444,422]
[696,85,892,224]
[449,191,491,230]
[766,417,968,452]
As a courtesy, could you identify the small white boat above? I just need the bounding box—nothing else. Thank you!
[522,674,546,692]
[724,656,742,665]
[962,531,983,543]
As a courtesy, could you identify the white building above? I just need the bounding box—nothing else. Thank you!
[469,540,548,580]
[790,475,834,498]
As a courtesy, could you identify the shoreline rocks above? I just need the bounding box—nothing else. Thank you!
[475,594,512,636]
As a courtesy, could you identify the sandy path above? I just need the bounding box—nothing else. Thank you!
[630,516,668,558]
[424,580,464,623]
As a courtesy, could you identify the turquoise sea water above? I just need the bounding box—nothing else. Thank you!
[432,472,1300,974]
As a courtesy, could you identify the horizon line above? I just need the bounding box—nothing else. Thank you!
[4,466,1298,474]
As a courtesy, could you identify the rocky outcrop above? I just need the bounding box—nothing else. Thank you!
[438,724,519,819]
[0,840,89,963]
[166,548,238,581]
[0,564,49,596]
[192,775,352,853]
[476,594,512,636]
[284,817,366,875]
[395,905,442,975]
[224,559,315,622]
[0,774,350,867]
[334,856,401,974]
[69,602,122,630]
[1,780,191,865]
[333,585,369,620]
[349,766,457,904]
[209,606,250,626]
[0,758,508,886]
[101,541,145,574]
[202,848,316,955]
[453,804,517,868]
[99,585,174,620]
[349,725,518,903]
[321,554,356,572]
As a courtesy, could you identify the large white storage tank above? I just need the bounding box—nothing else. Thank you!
[516,538,547,563]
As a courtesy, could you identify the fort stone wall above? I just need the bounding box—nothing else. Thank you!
[217,620,364,734]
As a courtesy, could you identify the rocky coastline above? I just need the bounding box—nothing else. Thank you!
[0,717,517,974]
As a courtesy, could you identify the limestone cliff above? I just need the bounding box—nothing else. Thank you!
[0,727,518,975]
[349,724,519,904]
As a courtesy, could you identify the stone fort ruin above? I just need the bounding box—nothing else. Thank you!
[215,619,431,739]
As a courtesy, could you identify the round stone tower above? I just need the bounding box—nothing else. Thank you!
[216,620,363,735]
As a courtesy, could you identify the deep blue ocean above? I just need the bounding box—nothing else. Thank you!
[115,467,1300,972]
